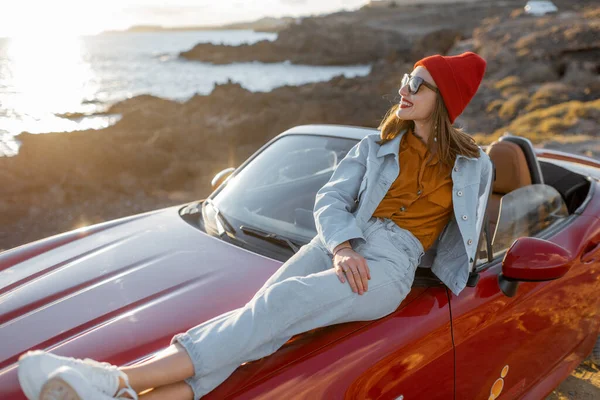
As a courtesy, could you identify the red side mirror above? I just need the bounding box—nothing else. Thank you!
[502,237,572,281]
[498,237,572,297]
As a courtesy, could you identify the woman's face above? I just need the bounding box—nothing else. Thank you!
[395,66,438,121]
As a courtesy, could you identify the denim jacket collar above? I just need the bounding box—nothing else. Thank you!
[376,129,406,159]
[376,128,480,162]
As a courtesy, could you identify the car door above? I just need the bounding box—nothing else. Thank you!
[451,185,600,399]
[343,286,454,400]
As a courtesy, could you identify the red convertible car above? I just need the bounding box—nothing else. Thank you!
[1,124,600,399]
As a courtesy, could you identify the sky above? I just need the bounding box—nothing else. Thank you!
[0,0,369,38]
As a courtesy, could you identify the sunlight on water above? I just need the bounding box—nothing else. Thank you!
[8,35,93,113]
[0,35,119,155]
[1,35,111,131]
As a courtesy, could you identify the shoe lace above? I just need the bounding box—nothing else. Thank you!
[116,386,138,400]
[82,358,136,398]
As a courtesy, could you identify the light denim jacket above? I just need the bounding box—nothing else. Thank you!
[313,130,493,296]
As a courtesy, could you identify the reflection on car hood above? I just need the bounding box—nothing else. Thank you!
[0,206,283,387]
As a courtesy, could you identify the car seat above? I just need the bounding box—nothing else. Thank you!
[486,135,544,234]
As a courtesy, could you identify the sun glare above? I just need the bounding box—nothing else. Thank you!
[1,0,113,39]
[0,32,107,135]
[8,34,96,112]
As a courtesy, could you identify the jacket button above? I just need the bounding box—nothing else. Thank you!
[417,189,422,196]
[400,206,406,212]
[457,190,463,196]
[462,215,468,220]
[467,239,473,245]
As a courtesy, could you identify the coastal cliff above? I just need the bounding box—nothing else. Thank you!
[0,1,598,254]
[180,19,411,65]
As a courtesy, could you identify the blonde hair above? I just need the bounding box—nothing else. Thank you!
[377,94,480,168]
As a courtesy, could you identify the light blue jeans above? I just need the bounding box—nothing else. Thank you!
[170,217,424,399]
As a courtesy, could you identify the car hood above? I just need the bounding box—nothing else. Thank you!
[0,205,428,399]
[0,206,285,378]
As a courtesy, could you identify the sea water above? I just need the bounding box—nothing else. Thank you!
[0,30,371,156]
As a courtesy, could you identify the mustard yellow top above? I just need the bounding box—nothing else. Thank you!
[372,129,453,251]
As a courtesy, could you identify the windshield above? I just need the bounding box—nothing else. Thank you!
[208,134,358,245]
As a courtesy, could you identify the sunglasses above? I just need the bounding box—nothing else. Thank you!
[401,73,439,95]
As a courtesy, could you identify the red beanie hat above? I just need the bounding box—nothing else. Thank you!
[414,52,486,123]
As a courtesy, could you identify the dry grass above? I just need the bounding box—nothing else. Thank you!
[498,93,529,120]
[525,82,572,112]
[473,99,600,145]
[493,75,521,91]
[486,99,504,114]
[501,87,528,98]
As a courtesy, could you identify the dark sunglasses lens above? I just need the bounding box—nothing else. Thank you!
[410,77,422,94]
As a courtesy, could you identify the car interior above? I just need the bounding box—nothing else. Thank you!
[486,136,544,234]
[486,135,591,247]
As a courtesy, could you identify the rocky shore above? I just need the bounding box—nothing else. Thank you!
[180,20,411,65]
[1,0,598,255]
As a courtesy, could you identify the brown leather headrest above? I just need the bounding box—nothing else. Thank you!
[486,141,532,195]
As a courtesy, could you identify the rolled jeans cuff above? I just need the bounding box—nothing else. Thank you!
[171,332,203,378]
[170,332,203,399]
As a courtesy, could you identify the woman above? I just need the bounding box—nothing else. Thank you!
[18,51,492,400]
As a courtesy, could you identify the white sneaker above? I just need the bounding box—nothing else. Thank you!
[40,366,120,400]
[18,350,137,400]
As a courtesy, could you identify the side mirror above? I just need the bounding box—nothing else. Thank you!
[498,237,572,297]
[211,167,235,190]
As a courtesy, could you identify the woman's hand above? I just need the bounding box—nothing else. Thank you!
[333,248,371,295]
